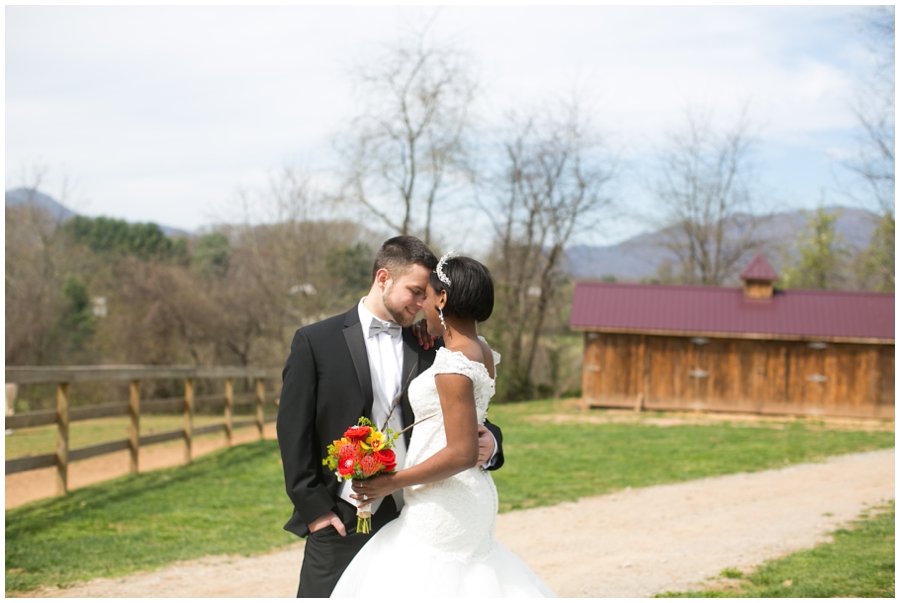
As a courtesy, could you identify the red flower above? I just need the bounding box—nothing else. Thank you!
[374,449,396,472]
[344,425,371,441]
[338,455,356,477]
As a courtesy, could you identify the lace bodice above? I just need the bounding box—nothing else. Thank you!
[404,340,499,467]
[393,337,501,562]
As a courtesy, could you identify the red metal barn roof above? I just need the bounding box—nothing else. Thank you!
[569,282,895,342]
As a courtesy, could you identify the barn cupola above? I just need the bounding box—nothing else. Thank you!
[739,253,778,299]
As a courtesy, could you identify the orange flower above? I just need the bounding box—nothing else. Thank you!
[338,443,357,459]
[359,454,383,477]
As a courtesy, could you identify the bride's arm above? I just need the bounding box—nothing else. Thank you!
[351,373,478,501]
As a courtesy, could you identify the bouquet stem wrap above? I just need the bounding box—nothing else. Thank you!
[356,502,373,534]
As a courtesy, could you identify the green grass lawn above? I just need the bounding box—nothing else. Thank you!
[6,399,895,593]
[487,400,894,512]
[6,441,297,593]
[5,413,265,460]
[657,502,895,598]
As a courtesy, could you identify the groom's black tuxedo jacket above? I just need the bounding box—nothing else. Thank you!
[277,304,504,538]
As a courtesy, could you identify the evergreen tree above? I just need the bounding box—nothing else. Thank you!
[63,215,179,261]
[192,232,232,278]
[783,206,849,290]
[855,213,895,292]
[325,242,372,306]
[57,275,96,359]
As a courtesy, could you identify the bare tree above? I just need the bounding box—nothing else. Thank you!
[337,23,476,245]
[482,101,616,400]
[843,7,894,292]
[5,168,86,365]
[653,107,768,285]
[845,6,895,216]
[854,211,894,292]
[233,168,381,342]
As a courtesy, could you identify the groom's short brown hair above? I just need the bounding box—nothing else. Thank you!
[372,236,438,281]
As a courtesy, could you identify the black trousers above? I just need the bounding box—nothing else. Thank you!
[297,496,400,598]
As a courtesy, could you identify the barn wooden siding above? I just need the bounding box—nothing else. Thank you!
[581,332,894,419]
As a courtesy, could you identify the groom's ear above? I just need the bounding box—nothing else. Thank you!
[374,268,391,289]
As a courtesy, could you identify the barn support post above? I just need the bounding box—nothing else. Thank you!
[580,332,594,411]
[825,344,838,409]
[752,343,764,414]
[635,335,648,412]
[868,347,881,409]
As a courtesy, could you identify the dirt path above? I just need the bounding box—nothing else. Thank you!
[19,448,893,598]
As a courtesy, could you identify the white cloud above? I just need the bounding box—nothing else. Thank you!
[5,5,879,234]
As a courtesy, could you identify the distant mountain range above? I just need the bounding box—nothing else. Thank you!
[565,207,880,283]
[6,188,878,283]
[4,187,77,221]
[4,188,192,238]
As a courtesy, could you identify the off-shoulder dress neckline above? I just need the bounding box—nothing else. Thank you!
[435,347,495,381]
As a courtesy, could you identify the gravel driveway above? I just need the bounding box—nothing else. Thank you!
[19,448,894,598]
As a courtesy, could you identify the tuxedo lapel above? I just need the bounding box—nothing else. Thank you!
[343,308,374,418]
[399,330,421,445]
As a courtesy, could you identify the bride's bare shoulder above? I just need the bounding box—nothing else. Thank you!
[443,337,494,378]
[476,338,495,379]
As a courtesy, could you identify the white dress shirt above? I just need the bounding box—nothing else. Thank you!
[338,299,407,512]
[357,300,404,412]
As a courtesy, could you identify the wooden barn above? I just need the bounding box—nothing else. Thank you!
[569,254,895,419]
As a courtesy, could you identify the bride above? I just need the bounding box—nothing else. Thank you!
[330,253,554,598]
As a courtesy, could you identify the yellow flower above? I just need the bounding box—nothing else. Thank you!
[362,431,386,451]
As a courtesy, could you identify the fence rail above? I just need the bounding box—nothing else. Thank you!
[5,365,282,495]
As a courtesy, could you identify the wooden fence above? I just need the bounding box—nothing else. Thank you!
[5,366,282,495]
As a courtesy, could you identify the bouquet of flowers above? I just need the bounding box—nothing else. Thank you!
[323,417,399,534]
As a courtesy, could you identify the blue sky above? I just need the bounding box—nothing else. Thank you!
[5,5,886,247]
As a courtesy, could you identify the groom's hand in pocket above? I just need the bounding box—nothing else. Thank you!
[476,425,497,468]
[308,510,347,536]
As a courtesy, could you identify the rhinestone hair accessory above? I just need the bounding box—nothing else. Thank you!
[435,249,456,288]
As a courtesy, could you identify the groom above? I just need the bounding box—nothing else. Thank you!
[277,235,504,598]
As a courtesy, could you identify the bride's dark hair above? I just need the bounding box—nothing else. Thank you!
[430,256,494,323]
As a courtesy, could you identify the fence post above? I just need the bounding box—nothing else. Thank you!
[256,378,265,439]
[56,382,70,495]
[224,377,233,446]
[129,380,140,474]
[184,378,194,464]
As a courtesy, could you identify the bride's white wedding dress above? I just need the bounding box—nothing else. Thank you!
[331,342,555,598]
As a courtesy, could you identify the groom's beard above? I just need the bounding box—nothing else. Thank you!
[382,283,417,328]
